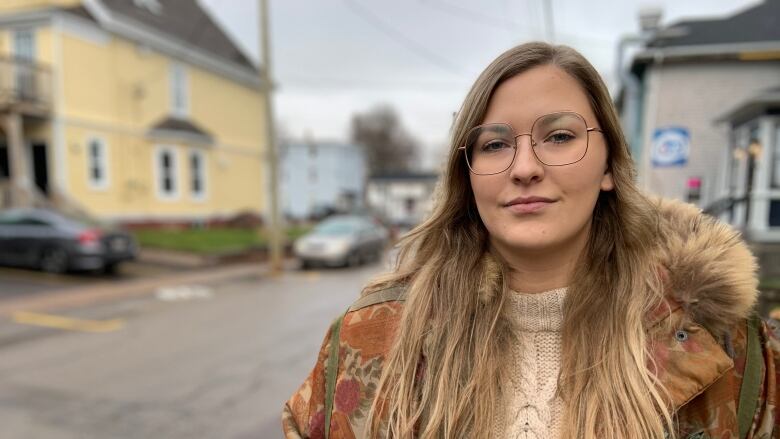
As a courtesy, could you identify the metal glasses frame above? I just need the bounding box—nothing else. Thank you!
[457,111,603,175]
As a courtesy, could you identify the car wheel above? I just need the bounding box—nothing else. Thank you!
[300,259,312,270]
[346,252,361,267]
[39,247,69,274]
[103,262,119,275]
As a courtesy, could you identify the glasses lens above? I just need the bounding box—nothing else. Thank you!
[531,112,588,166]
[465,124,516,174]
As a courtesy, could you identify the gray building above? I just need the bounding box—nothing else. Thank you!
[280,140,366,220]
[619,0,780,241]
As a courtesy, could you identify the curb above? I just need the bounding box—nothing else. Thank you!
[136,246,296,269]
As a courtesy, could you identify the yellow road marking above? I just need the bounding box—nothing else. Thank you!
[12,311,125,333]
[305,271,321,282]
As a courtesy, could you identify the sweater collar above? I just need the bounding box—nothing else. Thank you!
[507,287,567,332]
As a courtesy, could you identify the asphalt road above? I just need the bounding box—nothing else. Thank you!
[0,261,181,299]
[0,259,389,438]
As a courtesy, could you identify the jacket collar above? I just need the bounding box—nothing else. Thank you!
[476,197,759,409]
[651,197,758,338]
[647,199,759,409]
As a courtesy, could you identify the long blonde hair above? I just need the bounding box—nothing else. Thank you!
[364,42,672,439]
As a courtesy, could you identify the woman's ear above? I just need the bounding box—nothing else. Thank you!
[600,170,614,191]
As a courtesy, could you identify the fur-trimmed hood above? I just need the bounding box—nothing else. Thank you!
[477,197,759,337]
[652,198,758,337]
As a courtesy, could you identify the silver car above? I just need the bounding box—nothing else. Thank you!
[294,215,389,268]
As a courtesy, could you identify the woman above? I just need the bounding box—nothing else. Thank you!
[283,42,779,439]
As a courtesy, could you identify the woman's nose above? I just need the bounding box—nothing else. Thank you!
[508,134,544,184]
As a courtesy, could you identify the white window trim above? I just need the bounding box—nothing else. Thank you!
[86,136,109,191]
[189,149,207,201]
[169,62,189,118]
[13,28,35,60]
[154,145,179,201]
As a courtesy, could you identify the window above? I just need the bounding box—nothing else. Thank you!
[169,63,189,117]
[13,29,35,61]
[770,200,780,227]
[773,124,780,188]
[86,138,109,190]
[189,150,206,199]
[155,146,178,199]
[14,29,36,99]
[18,216,50,226]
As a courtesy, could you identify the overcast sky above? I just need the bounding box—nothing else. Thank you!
[199,0,760,169]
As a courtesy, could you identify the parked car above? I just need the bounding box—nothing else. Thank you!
[293,215,389,268]
[0,208,137,274]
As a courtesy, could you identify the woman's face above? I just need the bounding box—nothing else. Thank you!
[469,64,614,256]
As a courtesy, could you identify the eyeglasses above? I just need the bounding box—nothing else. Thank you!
[458,111,603,175]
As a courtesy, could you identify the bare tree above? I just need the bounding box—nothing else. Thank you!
[351,104,419,175]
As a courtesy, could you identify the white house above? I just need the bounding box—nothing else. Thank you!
[367,171,438,228]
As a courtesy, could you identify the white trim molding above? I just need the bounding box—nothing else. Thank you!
[169,62,189,117]
[86,135,110,190]
[635,41,780,63]
[188,148,207,202]
[153,144,179,201]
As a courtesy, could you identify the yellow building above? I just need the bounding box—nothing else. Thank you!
[0,0,269,225]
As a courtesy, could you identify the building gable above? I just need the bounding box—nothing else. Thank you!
[97,0,253,69]
[649,0,780,48]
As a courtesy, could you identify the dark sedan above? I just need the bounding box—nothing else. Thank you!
[0,208,137,274]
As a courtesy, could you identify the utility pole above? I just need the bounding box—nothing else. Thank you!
[259,0,283,274]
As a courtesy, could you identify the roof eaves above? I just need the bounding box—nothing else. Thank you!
[82,0,263,89]
[0,7,54,27]
[716,88,780,124]
[632,40,780,65]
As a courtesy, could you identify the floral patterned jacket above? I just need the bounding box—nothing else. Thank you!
[283,199,780,439]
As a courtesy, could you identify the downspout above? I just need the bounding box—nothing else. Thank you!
[616,35,647,166]
[616,6,661,184]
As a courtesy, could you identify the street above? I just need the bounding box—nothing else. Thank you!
[0,259,388,438]
[0,259,181,299]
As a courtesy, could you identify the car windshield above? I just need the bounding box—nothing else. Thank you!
[57,209,108,228]
[313,218,363,236]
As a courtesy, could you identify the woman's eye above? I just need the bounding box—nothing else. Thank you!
[544,131,575,144]
[481,140,511,152]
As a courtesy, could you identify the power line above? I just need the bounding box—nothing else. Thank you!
[342,0,464,76]
[418,0,614,47]
[418,0,521,31]
[278,73,470,90]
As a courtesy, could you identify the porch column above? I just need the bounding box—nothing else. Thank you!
[3,112,31,207]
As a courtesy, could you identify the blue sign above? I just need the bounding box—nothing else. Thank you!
[652,127,690,167]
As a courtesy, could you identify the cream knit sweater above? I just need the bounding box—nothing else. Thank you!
[494,287,567,439]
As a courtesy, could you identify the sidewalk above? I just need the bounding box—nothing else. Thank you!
[136,246,295,270]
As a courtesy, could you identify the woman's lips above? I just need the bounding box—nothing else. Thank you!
[505,200,554,214]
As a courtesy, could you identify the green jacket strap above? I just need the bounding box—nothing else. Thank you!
[324,313,345,439]
[348,285,406,312]
[737,313,763,439]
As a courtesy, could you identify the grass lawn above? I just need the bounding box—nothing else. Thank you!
[761,277,780,291]
[134,226,311,254]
